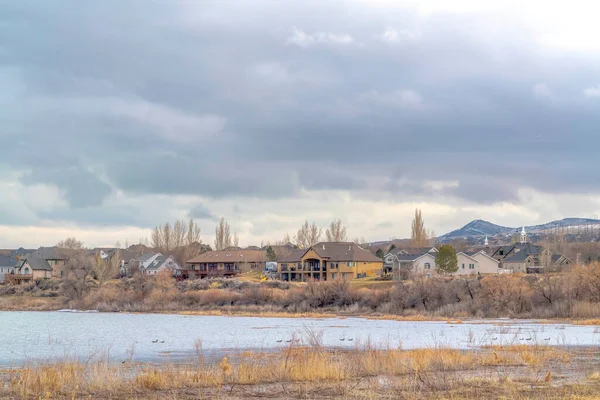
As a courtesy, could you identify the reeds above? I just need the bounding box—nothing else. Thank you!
[3,343,574,399]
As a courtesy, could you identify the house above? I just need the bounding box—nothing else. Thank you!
[7,247,67,283]
[391,252,437,280]
[119,252,163,277]
[143,255,182,276]
[489,241,571,273]
[384,247,438,274]
[278,242,383,282]
[184,249,267,279]
[455,252,480,276]
[467,250,501,274]
[10,257,53,283]
[0,255,17,283]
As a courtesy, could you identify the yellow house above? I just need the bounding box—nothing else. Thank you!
[278,242,383,282]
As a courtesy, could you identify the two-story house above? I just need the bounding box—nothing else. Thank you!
[278,242,383,282]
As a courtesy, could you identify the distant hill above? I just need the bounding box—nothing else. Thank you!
[440,218,600,240]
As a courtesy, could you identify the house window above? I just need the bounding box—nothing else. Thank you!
[499,250,504,256]
[462,264,465,269]
[424,263,431,270]
[469,264,475,270]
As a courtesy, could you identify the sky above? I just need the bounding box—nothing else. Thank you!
[2,0,600,248]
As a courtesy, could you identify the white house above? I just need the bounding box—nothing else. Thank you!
[455,252,479,276]
[143,255,182,276]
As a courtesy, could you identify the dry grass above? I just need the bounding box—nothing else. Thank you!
[3,343,579,399]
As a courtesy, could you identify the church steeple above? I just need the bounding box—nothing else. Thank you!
[520,226,528,244]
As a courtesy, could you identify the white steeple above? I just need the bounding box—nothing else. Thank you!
[484,235,489,246]
[520,226,528,244]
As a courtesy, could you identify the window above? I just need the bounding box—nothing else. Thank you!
[469,264,475,270]
[424,263,431,270]
[462,264,465,269]
[499,250,504,256]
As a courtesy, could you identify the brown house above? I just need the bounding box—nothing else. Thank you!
[184,250,267,279]
[278,242,383,282]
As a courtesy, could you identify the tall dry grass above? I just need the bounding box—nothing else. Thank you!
[3,343,573,399]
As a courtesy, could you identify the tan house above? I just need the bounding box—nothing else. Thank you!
[184,250,266,279]
[468,250,500,274]
[278,242,383,282]
[8,248,66,283]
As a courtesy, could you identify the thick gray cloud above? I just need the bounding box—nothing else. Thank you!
[1,0,600,235]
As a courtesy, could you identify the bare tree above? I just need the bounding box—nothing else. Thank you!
[353,236,367,245]
[163,222,172,252]
[57,237,85,251]
[325,219,347,242]
[124,239,129,249]
[411,209,428,248]
[233,231,239,248]
[93,252,120,286]
[214,217,232,251]
[150,227,163,250]
[172,220,187,249]
[186,219,202,246]
[295,221,322,248]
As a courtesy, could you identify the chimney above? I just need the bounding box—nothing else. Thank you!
[349,245,351,251]
[322,244,325,250]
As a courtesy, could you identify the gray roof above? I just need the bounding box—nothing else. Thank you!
[279,243,382,263]
[138,253,159,262]
[396,252,436,261]
[503,251,533,263]
[28,247,65,260]
[0,255,18,267]
[22,257,53,271]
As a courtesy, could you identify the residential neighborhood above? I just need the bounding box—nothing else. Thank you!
[0,224,577,286]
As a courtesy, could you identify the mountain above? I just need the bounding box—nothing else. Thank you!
[440,218,600,240]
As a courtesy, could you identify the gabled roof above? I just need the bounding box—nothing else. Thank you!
[28,247,65,260]
[22,257,53,271]
[456,252,479,262]
[138,253,161,262]
[309,242,382,262]
[503,251,534,263]
[396,252,436,262]
[278,242,382,263]
[146,255,180,270]
[467,250,500,264]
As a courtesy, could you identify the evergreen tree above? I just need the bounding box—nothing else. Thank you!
[435,244,458,274]
[266,246,277,261]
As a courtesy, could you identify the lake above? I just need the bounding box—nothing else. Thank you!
[1,311,599,367]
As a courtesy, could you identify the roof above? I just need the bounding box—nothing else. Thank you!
[467,250,500,263]
[0,255,18,267]
[146,255,172,270]
[28,247,65,260]
[22,257,53,271]
[186,249,266,264]
[138,253,160,262]
[310,242,383,262]
[503,251,533,263]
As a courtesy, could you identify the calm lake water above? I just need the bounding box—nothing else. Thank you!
[1,311,599,366]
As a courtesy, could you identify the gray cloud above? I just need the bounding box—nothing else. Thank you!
[1,0,600,233]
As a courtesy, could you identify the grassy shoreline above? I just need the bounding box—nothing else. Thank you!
[2,343,599,399]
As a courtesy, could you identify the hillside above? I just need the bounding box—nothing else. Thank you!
[440,218,600,240]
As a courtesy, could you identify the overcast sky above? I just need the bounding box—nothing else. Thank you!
[2,0,600,248]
